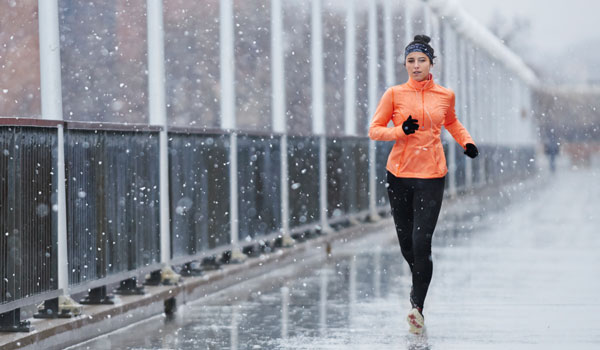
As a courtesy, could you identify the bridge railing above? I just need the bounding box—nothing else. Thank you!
[0,123,60,329]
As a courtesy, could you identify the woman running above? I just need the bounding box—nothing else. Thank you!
[368,34,478,334]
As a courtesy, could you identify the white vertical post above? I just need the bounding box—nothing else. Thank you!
[39,0,63,121]
[344,0,356,136]
[272,0,289,237]
[56,125,68,293]
[147,0,167,127]
[312,0,330,232]
[424,3,432,36]
[220,0,239,248]
[383,0,395,87]
[272,0,285,135]
[229,134,239,246]
[459,38,472,190]
[478,53,486,184]
[465,41,476,188]
[220,0,236,131]
[312,0,324,136]
[404,0,413,45]
[444,24,457,197]
[147,0,171,265]
[39,0,68,294]
[367,0,380,221]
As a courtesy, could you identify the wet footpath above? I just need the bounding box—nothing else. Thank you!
[69,164,600,350]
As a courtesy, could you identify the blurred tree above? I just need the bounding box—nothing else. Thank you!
[487,12,531,53]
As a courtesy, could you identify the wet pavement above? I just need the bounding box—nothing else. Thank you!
[69,164,600,349]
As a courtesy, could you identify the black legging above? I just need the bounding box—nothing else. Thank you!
[386,171,445,311]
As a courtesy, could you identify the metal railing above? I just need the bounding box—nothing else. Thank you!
[1,123,61,322]
[168,130,231,261]
[65,124,162,293]
[0,120,537,332]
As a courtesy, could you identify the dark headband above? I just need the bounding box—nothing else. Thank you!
[405,43,434,62]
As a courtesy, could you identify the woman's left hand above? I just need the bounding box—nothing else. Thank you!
[464,143,479,158]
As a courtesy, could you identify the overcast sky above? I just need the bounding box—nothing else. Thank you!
[454,0,600,55]
[453,0,600,83]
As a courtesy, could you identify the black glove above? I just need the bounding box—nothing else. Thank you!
[402,115,419,135]
[464,143,478,159]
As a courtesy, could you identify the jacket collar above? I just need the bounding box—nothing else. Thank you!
[407,73,435,91]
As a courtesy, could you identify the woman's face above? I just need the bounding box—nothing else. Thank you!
[405,52,431,82]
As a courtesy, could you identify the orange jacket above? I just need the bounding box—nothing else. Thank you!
[369,74,474,179]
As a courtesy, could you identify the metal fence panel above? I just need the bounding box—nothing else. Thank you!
[327,137,369,218]
[237,134,281,240]
[65,129,160,287]
[375,141,394,207]
[169,133,230,257]
[287,135,320,228]
[454,143,467,189]
[1,127,57,305]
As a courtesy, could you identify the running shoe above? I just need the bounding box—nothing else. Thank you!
[407,307,425,334]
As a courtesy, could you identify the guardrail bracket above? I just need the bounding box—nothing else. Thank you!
[0,309,32,333]
[114,277,145,296]
[34,297,81,319]
[80,286,115,305]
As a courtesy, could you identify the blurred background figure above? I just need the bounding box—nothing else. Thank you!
[543,129,560,173]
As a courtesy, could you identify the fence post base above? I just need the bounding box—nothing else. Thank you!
[201,256,222,270]
[114,277,145,296]
[242,242,262,258]
[179,262,203,277]
[34,296,81,319]
[0,309,32,333]
[80,286,115,305]
[276,234,296,247]
[145,267,181,286]
[144,270,163,286]
[221,249,247,264]
[368,211,382,222]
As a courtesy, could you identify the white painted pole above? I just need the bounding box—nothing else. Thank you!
[56,125,68,294]
[39,0,68,294]
[229,133,239,246]
[459,38,472,190]
[344,0,356,136]
[39,0,63,121]
[444,24,457,197]
[220,0,240,249]
[312,0,324,136]
[147,0,167,127]
[383,0,395,88]
[424,3,432,36]
[404,0,413,46]
[147,0,171,265]
[367,0,380,221]
[272,0,289,238]
[312,0,331,232]
[479,53,486,184]
[272,0,285,135]
[220,0,236,131]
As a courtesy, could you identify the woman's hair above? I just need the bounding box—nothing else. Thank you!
[404,34,436,64]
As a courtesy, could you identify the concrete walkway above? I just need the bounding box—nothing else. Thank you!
[70,164,600,349]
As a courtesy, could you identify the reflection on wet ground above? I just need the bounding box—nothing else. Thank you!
[70,167,600,349]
